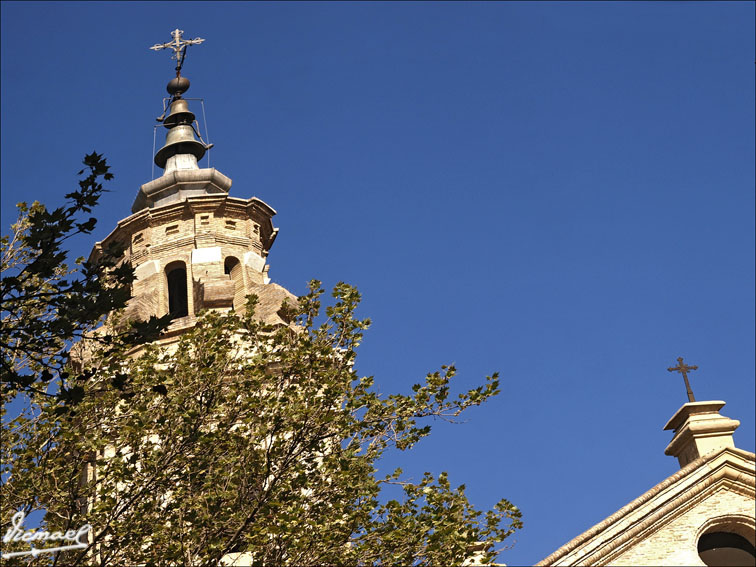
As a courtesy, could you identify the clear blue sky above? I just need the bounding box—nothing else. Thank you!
[2,2,754,564]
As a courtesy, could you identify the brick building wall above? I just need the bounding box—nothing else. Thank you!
[611,486,754,566]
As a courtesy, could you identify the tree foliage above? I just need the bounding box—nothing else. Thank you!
[2,281,521,565]
[0,153,169,404]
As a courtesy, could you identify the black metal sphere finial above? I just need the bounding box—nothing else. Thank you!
[167,76,191,97]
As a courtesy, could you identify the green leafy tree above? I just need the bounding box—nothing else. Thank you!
[0,153,169,404]
[2,282,521,566]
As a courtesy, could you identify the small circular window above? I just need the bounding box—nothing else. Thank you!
[698,531,756,567]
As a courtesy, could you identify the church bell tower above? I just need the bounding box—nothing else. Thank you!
[90,29,295,339]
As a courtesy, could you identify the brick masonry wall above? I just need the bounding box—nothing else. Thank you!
[96,195,277,324]
[611,487,755,566]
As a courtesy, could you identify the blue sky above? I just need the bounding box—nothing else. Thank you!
[2,2,754,564]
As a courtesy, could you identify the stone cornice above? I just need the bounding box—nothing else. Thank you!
[132,168,232,212]
[664,401,726,432]
[89,194,278,264]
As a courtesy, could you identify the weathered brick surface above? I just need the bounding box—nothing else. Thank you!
[611,487,754,566]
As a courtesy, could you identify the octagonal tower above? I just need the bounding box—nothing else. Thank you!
[89,46,295,340]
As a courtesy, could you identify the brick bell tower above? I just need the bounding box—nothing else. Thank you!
[89,30,295,339]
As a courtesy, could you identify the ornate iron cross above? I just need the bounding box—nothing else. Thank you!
[150,29,205,75]
[667,357,698,403]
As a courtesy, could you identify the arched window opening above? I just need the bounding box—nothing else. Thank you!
[699,532,756,567]
[224,257,238,275]
[224,257,245,312]
[166,262,188,319]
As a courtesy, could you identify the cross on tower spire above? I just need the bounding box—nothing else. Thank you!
[150,29,205,76]
[667,357,698,403]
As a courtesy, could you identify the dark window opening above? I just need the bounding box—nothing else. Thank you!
[699,532,756,567]
[167,267,188,319]
[224,257,239,275]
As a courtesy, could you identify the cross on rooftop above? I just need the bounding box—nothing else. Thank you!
[150,29,205,75]
[667,357,698,403]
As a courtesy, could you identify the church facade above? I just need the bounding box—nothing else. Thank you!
[537,400,755,566]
